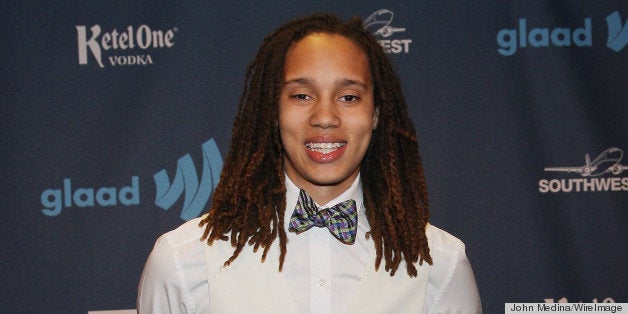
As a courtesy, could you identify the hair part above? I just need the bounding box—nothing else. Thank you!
[200,13,432,277]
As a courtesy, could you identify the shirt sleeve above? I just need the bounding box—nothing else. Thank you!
[425,225,482,314]
[137,234,197,314]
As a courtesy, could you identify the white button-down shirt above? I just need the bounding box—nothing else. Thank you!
[282,175,370,314]
[137,174,482,313]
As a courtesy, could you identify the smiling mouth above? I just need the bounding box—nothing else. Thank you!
[306,142,346,154]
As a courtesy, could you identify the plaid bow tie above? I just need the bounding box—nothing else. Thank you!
[288,189,358,244]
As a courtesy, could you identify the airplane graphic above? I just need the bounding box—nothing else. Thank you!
[544,147,626,177]
[364,9,406,38]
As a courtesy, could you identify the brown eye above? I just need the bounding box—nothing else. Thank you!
[293,94,312,100]
[339,95,359,102]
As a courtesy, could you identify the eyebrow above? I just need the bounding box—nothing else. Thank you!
[283,77,368,89]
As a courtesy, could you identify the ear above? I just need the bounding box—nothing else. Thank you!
[372,107,380,130]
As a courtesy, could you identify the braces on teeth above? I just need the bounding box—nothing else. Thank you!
[306,142,345,154]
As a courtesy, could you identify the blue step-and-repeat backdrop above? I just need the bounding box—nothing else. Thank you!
[2,1,626,313]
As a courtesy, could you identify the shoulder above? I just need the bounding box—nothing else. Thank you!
[423,223,469,286]
[160,216,206,248]
[137,217,208,313]
[142,218,203,275]
[148,216,207,279]
[425,223,466,260]
[424,223,482,313]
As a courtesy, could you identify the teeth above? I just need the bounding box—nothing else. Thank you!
[306,142,345,154]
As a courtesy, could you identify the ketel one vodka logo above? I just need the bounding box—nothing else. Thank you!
[539,147,628,193]
[76,24,176,68]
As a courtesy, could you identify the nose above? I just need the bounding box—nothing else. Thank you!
[309,98,340,129]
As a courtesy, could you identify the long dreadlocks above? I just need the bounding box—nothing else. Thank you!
[200,13,432,277]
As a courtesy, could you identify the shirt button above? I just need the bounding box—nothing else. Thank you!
[318,279,326,286]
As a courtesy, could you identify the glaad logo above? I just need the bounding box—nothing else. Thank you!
[40,138,223,220]
[496,11,627,56]
[496,18,591,56]
[364,9,412,54]
[76,24,176,68]
[41,177,140,217]
[538,147,628,193]
[606,11,628,52]
[153,139,223,221]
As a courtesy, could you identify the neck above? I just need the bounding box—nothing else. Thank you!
[286,171,359,205]
[304,185,348,205]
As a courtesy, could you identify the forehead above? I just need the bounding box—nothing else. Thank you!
[283,33,370,80]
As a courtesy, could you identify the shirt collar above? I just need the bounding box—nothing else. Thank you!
[284,173,364,214]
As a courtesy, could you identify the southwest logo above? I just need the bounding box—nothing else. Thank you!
[538,147,628,193]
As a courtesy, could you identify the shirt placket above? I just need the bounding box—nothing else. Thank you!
[310,208,332,314]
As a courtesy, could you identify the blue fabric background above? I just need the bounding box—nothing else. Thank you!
[1,1,626,312]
